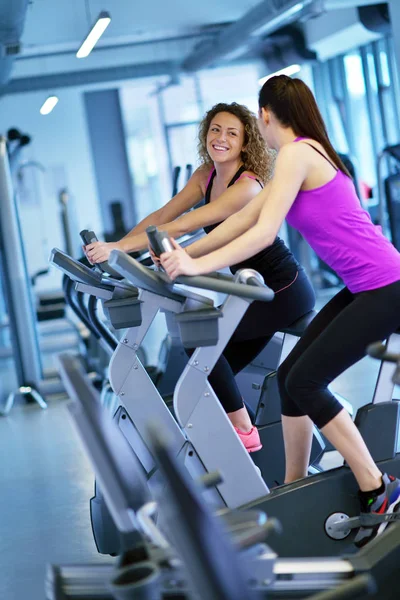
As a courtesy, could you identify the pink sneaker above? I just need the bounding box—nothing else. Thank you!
[234,426,262,453]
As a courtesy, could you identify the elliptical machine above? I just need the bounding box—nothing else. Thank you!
[125,227,400,559]
[50,243,277,556]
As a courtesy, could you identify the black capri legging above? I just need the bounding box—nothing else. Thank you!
[278,280,400,429]
[188,268,315,414]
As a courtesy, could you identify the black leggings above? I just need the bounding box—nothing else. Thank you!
[190,269,315,413]
[278,280,400,429]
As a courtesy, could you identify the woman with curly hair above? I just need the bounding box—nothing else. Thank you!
[86,102,315,452]
[86,103,273,259]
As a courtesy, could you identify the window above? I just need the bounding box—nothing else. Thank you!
[343,52,376,189]
[374,38,400,145]
[312,62,348,154]
[162,77,201,124]
[198,63,260,115]
[120,82,171,216]
[167,123,199,183]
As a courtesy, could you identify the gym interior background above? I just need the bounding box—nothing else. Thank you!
[0,1,400,599]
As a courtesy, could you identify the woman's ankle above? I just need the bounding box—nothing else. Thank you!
[284,471,307,484]
[227,407,253,433]
[232,423,253,433]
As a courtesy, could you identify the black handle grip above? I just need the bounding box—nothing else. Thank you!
[80,229,123,280]
[146,226,174,257]
[80,229,97,246]
[306,574,376,600]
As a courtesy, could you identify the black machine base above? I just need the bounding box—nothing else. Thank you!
[246,455,400,558]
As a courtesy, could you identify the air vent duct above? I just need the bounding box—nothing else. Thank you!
[358,3,391,34]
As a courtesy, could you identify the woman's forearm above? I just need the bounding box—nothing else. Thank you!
[186,191,267,258]
[119,216,192,253]
[121,208,165,240]
[186,212,245,257]
[194,223,274,273]
[121,171,204,241]
[119,230,152,253]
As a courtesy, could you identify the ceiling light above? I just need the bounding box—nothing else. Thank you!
[76,11,111,58]
[40,95,59,115]
[259,64,301,85]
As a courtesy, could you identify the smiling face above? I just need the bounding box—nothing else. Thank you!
[206,112,246,164]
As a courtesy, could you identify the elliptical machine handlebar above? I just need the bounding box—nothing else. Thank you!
[109,249,274,303]
[50,248,110,289]
[171,271,272,301]
[144,225,274,302]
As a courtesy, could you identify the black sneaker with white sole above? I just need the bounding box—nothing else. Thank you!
[354,473,400,548]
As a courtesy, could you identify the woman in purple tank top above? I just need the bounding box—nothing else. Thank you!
[161,75,400,547]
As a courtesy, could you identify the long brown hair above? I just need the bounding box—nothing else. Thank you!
[198,102,275,184]
[258,75,351,177]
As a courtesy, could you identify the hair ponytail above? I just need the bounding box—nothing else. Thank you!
[259,76,351,178]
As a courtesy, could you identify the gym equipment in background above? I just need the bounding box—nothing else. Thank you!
[377,143,400,249]
[0,136,64,414]
[104,201,130,243]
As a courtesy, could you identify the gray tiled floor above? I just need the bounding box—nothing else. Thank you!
[0,398,111,600]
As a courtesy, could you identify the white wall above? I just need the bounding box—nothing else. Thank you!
[0,86,102,292]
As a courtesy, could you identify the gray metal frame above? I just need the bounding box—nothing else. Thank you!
[174,291,270,507]
[107,284,226,508]
[109,288,186,459]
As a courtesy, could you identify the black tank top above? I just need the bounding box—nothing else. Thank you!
[203,166,300,291]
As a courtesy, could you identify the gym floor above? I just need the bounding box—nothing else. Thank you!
[0,296,383,600]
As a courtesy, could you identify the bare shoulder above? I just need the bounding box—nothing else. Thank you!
[280,141,306,156]
[193,164,212,194]
[240,168,258,179]
[233,172,263,198]
[277,141,312,166]
[291,138,330,159]
[237,170,263,186]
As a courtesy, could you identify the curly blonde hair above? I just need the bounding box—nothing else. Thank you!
[197,102,274,184]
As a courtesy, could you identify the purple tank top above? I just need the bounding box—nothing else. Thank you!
[286,138,400,293]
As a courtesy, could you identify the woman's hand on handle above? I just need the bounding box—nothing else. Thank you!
[85,241,121,264]
[161,238,202,279]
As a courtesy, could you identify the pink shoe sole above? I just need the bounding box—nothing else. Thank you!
[234,426,262,453]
